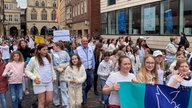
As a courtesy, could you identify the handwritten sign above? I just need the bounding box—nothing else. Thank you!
[35,36,44,43]
[53,30,70,42]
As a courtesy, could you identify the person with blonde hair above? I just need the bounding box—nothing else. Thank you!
[137,54,159,84]
[112,50,125,72]
[2,51,25,108]
[153,50,165,84]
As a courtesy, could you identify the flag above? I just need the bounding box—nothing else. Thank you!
[118,82,192,108]
[55,0,60,23]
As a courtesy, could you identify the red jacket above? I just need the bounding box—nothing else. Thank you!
[0,60,8,93]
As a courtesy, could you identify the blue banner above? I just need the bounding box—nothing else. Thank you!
[118,12,126,33]
[118,82,192,108]
[165,9,173,31]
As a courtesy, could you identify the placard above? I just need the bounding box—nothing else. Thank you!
[34,36,44,43]
[53,30,70,42]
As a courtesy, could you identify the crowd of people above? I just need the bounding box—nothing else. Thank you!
[0,32,192,108]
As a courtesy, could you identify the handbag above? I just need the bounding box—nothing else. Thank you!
[185,38,190,48]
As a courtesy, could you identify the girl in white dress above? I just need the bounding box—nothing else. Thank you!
[64,54,86,108]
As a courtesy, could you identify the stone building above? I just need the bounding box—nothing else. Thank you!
[4,0,21,37]
[64,0,100,38]
[60,0,66,30]
[0,0,4,37]
[26,0,59,35]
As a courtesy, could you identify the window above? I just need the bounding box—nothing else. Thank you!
[53,2,56,7]
[31,9,37,20]
[4,4,8,10]
[84,0,87,13]
[129,6,141,35]
[41,1,45,7]
[141,2,160,35]
[101,13,108,34]
[9,4,13,9]
[35,1,39,6]
[81,2,84,14]
[78,4,80,15]
[108,11,116,34]
[66,7,72,19]
[14,15,19,22]
[9,15,12,21]
[182,0,192,35]
[41,9,47,20]
[108,0,116,6]
[51,10,56,20]
[73,6,75,17]
[116,10,126,34]
[160,0,179,35]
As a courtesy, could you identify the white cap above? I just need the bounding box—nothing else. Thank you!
[153,50,163,57]
[139,36,146,40]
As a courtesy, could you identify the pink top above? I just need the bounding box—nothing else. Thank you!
[2,61,25,84]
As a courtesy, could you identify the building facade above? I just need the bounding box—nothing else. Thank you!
[26,0,59,35]
[60,0,66,30]
[4,0,21,37]
[100,0,192,50]
[64,0,100,38]
[0,0,4,37]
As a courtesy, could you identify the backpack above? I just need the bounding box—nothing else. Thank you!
[185,38,190,48]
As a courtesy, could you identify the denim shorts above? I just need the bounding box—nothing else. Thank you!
[33,82,53,94]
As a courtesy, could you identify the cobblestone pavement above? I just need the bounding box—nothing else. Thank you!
[0,86,105,108]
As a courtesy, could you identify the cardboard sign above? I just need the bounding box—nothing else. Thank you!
[53,30,70,42]
[35,36,44,43]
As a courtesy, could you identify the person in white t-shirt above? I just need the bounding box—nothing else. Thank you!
[102,55,136,107]
[0,41,10,63]
[97,52,113,105]
[153,50,165,85]
[167,60,192,89]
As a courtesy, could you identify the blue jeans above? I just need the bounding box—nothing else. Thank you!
[82,69,94,104]
[100,78,109,104]
[53,81,68,107]
[0,92,7,108]
[9,84,23,108]
[3,59,9,64]
[60,81,68,106]
[53,72,60,105]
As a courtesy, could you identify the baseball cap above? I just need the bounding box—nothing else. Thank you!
[153,50,163,57]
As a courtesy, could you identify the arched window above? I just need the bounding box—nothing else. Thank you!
[53,2,56,7]
[51,10,56,20]
[31,9,37,20]
[41,9,47,20]
[35,1,39,6]
[41,1,45,7]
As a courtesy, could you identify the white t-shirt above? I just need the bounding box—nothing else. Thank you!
[167,75,192,89]
[39,57,53,84]
[105,71,136,105]
[157,65,164,85]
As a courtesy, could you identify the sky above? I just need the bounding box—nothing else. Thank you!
[16,0,27,8]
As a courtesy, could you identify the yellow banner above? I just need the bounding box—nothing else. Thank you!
[35,36,44,43]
